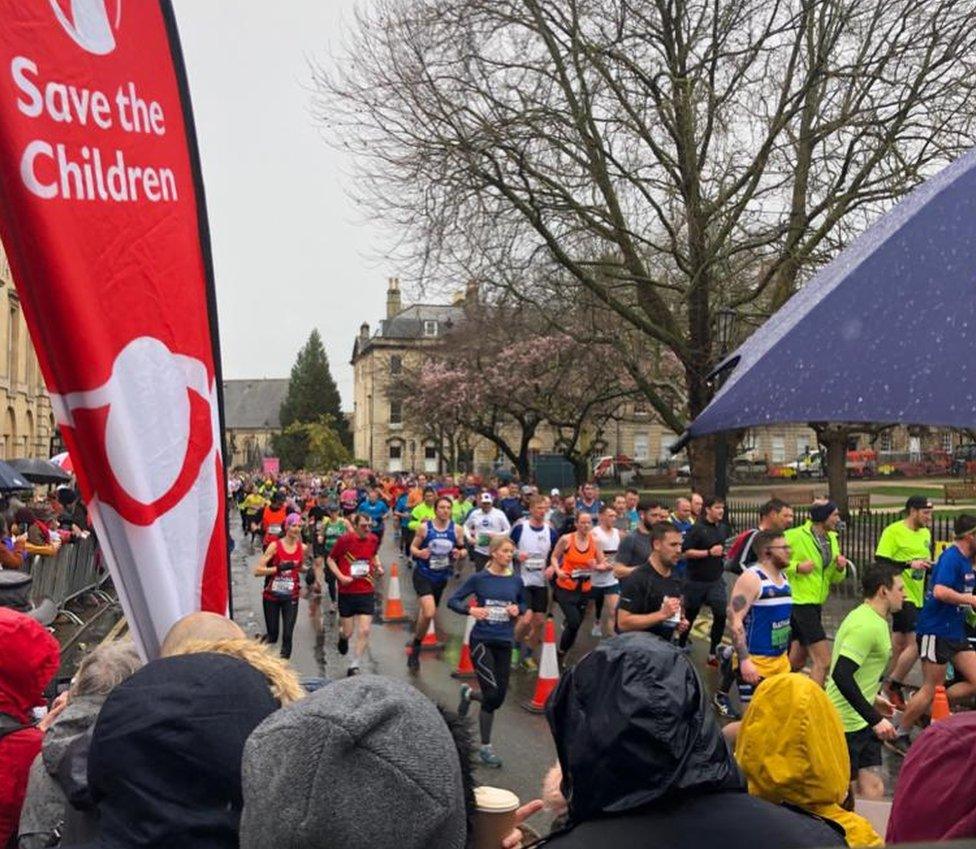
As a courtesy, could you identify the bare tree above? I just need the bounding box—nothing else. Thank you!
[317,0,976,492]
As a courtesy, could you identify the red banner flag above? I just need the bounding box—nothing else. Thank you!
[0,1,228,657]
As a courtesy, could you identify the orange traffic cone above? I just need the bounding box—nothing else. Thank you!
[932,684,951,722]
[382,562,409,623]
[419,618,444,651]
[523,617,560,713]
[451,608,477,679]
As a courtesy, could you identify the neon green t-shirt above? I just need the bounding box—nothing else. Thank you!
[875,520,931,607]
[826,603,892,732]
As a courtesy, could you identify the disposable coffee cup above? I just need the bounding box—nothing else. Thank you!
[664,596,681,625]
[473,786,520,849]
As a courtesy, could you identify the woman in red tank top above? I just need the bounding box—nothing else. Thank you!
[254,513,306,659]
[548,511,605,658]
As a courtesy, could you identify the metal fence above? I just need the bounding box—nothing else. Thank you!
[25,536,110,624]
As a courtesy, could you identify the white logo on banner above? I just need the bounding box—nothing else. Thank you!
[50,0,122,56]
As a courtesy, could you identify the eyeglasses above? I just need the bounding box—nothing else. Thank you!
[767,544,792,550]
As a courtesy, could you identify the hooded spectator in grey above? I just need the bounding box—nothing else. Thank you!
[240,675,467,849]
[18,642,142,849]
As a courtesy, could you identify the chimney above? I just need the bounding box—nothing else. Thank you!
[359,322,370,342]
[386,276,402,319]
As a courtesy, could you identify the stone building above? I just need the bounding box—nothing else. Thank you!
[223,378,289,470]
[0,241,54,459]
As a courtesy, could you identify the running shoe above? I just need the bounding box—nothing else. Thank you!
[590,623,603,638]
[457,684,473,719]
[706,654,719,668]
[478,745,503,768]
[346,666,360,677]
[711,692,740,720]
[884,733,912,757]
[510,647,521,670]
[337,635,349,656]
[407,646,420,671]
[521,657,538,672]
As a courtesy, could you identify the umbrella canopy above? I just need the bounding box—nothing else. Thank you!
[50,451,74,474]
[681,149,976,444]
[8,457,71,485]
[0,460,33,491]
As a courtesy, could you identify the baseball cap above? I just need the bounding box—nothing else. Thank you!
[480,493,493,504]
[521,485,534,495]
[550,488,561,497]
[906,495,933,511]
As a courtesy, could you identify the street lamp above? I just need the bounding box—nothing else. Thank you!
[714,307,738,500]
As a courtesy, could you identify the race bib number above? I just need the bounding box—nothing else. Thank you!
[477,532,490,547]
[570,569,592,580]
[771,618,791,650]
[350,560,370,578]
[524,556,545,572]
[486,603,510,623]
[429,554,450,571]
[268,524,282,536]
[271,574,295,596]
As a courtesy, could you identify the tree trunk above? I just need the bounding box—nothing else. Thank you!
[689,436,718,497]
[820,426,850,517]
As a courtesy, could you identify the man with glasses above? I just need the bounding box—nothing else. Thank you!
[890,513,976,753]
[327,512,384,676]
[875,495,933,708]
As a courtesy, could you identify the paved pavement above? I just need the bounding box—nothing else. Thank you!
[229,518,902,831]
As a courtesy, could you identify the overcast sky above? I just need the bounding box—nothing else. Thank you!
[171,0,385,408]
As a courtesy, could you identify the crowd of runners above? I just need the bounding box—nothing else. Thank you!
[230,466,976,793]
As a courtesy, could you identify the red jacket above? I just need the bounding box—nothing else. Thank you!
[0,609,59,847]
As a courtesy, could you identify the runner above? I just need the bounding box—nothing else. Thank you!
[875,495,933,708]
[616,521,687,640]
[623,488,641,531]
[358,487,390,546]
[548,511,605,660]
[327,512,384,676]
[260,492,288,550]
[393,487,412,561]
[891,513,976,752]
[311,502,351,623]
[785,500,849,685]
[721,530,793,740]
[510,495,560,670]
[590,504,621,637]
[240,485,267,553]
[826,564,904,799]
[713,498,794,716]
[679,497,732,665]
[575,482,602,517]
[407,496,466,670]
[464,493,511,572]
[253,513,306,659]
[614,502,661,582]
[611,494,630,532]
[407,486,438,539]
[450,536,526,768]
[690,491,703,521]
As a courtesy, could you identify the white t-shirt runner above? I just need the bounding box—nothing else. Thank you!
[464,507,511,555]
[591,525,620,588]
[511,519,558,588]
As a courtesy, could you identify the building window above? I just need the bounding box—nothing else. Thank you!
[389,400,402,425]
[771,437,786,463]
[742,430,758,451]
[390,355,402,375]
[424,443,438,473]
[633,433,649,461]
[659,434,677,462]
[943,430,953,453]
[7,305,18,382]
[423,320,438,337]
[633,401,649,417]
[388,443,403,473]
[796,434,810,457]
[880,431,892,452]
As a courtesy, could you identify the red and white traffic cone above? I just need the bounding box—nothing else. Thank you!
[419,618,444,651]
[523,617,560,713]
[451,608,477,679]
[382,562,408,623]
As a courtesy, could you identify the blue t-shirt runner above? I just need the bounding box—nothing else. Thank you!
[917,544,976,640]
[357,497,389,536]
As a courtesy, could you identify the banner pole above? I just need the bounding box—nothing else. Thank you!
[158,0,233,618]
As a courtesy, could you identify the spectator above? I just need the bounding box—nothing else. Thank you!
[70,653,278,848]
[735,673,881,846]
[886,712,976,843]
[240,675,467,849]
[0,609,59,849]
[159,610,246,656]
[18,643,142,849]
[538,633,843,848]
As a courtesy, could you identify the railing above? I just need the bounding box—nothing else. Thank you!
[25,536,110,625]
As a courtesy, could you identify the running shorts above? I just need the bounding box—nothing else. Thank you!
[338,593,375,618]
[789,603,826,646]
[412,570,447,607]
[524,585,549,614]
[918,633,974,665]
[845,726,882,779]
[891,601,918,634]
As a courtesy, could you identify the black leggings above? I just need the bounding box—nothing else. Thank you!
[263,598,299,658]
[555,588,588,653]
[470,639,512,744]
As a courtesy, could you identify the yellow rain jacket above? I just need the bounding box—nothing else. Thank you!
[735,673,882,847]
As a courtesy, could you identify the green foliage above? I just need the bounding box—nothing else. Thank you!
[271,415,352,471]
[279,329,351,449]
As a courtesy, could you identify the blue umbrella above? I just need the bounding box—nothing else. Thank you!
[680,148,976,445]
